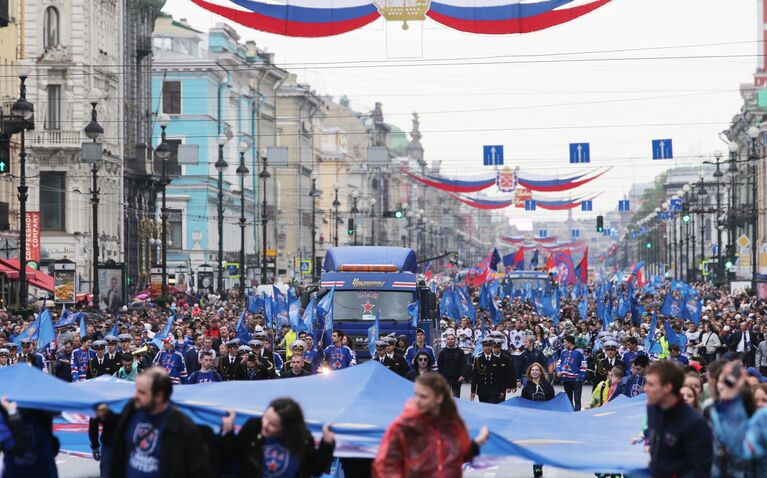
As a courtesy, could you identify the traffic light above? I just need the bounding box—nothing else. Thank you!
[0,133,10,175]
[645,241,652,249]
[347,218,355,236]
[682,214,690,223]
[596,215,604,233]
[383,210,405,219]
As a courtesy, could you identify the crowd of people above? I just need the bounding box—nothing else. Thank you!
[1,280,767,477]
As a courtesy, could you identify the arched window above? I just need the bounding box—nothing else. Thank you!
[43,6,59,49]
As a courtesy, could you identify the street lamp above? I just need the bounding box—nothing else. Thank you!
[5,65,35,305]
[351,189,359,246]
[309,173,319,282]
[259,152,270,284]
[748,125,761,292]
[155,113,171,297]
[369,197,377,246]
[727,141,739,272]
[332,183,341,247]
[84,88,104,302]
[215,134,228,294]
[237,141,249,297]
[713,149,724,283]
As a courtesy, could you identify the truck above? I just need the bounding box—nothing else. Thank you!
[318,246,436,358]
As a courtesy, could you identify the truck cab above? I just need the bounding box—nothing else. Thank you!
[319,246,436,358]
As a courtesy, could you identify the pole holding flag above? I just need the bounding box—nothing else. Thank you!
[367,310,380,356]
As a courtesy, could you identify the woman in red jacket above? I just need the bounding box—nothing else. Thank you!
[373,372,489,478]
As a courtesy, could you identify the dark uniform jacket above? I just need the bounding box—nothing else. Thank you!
[86,355,117,379]
[493,351,515,391]
[375,354,409,377]
[471,354,505,403]
[593,356,624,386]
[234,363,271,381]
[218,354,241,381]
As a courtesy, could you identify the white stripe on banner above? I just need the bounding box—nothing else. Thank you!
[242,0,375,8]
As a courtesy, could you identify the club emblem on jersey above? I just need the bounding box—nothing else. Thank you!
[133,424,159,454]
[264,445,289,474]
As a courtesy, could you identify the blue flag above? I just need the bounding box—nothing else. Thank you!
[248,293,264,314]
[683,289,702,326]
[479,283,492,311]
[264,294,274,330]
[235,310,252,344]
[151,313,176,349]
[661,288,684,318]
[529,249,539,269]
[79,312,88,338]
[288,295,301,332]
[407,300,419,328]
[488,295,503,325]
[273,286,288,326]
[318,287,335,336]
[490,248,502,271]
[644,312,663,355]
[578,299,588,320]
[455,287,476,323]
[13,308,56,352]
[663,319,681,347]
[474,317,486,357]
[108,320,119,338]
[55,305,73,329]
[301,295,316,335]
[367,310,380,356]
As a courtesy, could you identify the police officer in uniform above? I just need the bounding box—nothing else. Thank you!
[87,340,117,378]
[491,334,516,394]
[593,339,624,391]
[218,339,242,381]
[471,338,505,403]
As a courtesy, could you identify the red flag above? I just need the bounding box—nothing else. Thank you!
[575,247,589,283]
[545,254,555,271]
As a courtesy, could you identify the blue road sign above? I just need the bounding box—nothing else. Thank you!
[539,229,547,238]
[581,200,593,211]
[652,139,673,160]
[670,198,682,211]
[483,145,504,166]
[569,143,591,163]
[524,199,536,211]
[618,200,630,212]
[572,229,580,238]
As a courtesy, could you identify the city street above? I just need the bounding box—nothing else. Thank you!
[2,1,766,477]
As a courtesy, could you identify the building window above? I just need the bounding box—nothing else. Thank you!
[45,85,60,130]
[43,6,59,49]
[40,172,65,230]
[162,81,181,115]
[168,209,182,250]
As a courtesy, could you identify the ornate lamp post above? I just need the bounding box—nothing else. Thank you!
[309,173,319,282]
[236,141,249,297]
[215,134,228,294]
[259,153,271,284]
[155,114,171,297]
[84,89,104,301]
[332,183,341,247]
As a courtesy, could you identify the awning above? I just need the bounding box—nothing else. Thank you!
[0,258,55,292]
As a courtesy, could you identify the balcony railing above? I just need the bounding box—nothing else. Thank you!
[29,130,84,150]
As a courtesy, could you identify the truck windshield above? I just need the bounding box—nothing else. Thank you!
[332,290,414,322]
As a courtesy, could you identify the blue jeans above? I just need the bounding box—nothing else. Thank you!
[99,445,112,478]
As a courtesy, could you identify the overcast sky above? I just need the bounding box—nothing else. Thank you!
[162,0,758,223]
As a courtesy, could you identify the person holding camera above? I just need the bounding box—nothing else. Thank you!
[235,350,271,381]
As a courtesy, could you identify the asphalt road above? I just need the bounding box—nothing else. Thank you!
[54,384,595,478]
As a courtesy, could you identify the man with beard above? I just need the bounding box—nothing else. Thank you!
[108,368,212,477]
